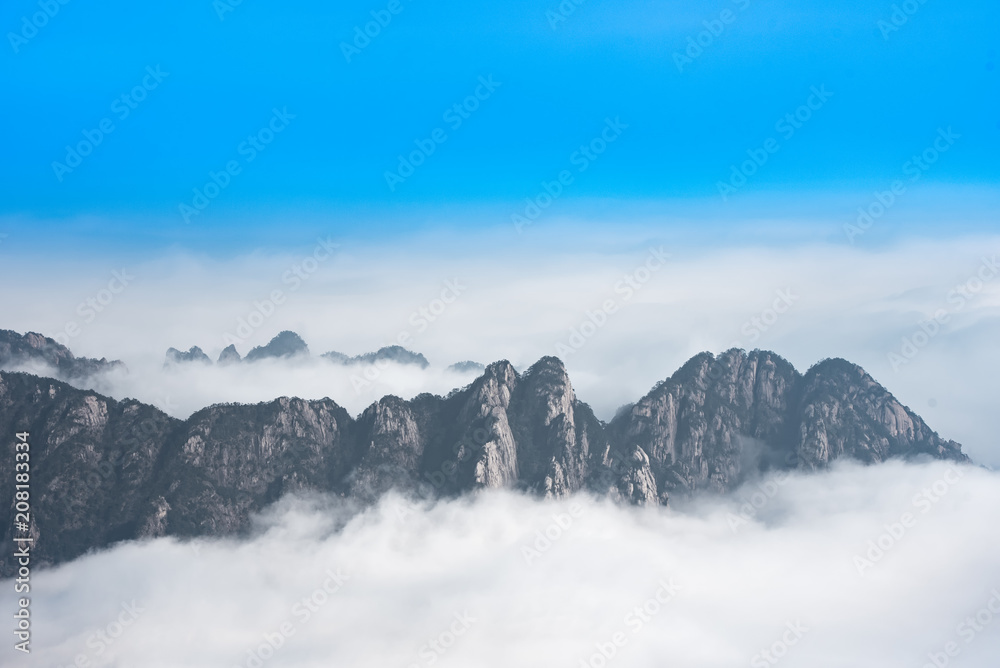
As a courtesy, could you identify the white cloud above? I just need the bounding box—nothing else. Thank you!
[2,460,998,667]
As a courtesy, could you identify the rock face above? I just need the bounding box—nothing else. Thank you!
[0,349,968,576]
[794,358,963,467]
[609,350,803,496]
[0,372,176,570]
[0,329,124,380]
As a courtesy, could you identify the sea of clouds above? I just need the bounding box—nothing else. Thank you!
[1,459,998,668]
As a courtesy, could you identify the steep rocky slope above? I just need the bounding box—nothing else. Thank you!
[0,349,967,575]
[0,329,124,379]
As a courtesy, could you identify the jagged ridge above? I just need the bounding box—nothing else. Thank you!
[0,349,967,575]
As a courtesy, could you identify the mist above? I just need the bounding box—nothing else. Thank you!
[1,460,998,668]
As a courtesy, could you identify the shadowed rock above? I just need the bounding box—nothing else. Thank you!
[0,348,968,576]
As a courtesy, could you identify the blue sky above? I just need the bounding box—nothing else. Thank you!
[1,0,997,250]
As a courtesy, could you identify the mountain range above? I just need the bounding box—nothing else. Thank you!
[166,330,435,369]
[0,331,968,576]
[1,328,476,376]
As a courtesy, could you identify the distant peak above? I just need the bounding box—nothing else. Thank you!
[447,360,485,373]
[165,346,212,366]
[245,331,310,362]
[218,344,241,365]
[322,346,429,368]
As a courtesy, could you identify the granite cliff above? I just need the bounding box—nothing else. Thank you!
[0,348,967,575]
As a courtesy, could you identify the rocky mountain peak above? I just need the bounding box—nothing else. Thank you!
[245,331,310,361]
[523,355,571,382]
[218,344,242,364]
[483,359,518,383]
